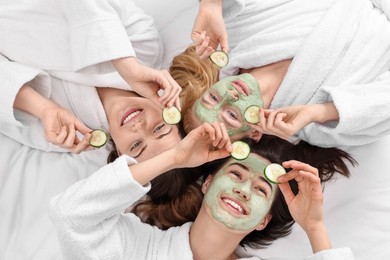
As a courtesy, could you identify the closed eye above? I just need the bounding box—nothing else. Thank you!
[255,185,268,197]
[230,170,242,180]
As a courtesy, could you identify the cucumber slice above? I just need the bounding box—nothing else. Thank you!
[264,163,286,184]
[231,141,250,160]
[210,51,229,67]
[89,129,108,148]
[244,105,260,124]
[162,106,181,125]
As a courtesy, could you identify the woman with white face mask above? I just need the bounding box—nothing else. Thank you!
[49,123,354,260]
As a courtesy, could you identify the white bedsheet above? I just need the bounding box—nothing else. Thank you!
[1,0,389,259]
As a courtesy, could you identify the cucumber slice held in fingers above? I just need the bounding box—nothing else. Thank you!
[210,50,229,67]
[89,129,108,148]
[231,141,250,160]
[264,163,286,184]
[244,105,260,124]
[162,106,181,125]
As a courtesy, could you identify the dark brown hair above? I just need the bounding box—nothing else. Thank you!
[129,135,356,249]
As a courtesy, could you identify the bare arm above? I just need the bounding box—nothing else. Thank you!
[14,85,92,153]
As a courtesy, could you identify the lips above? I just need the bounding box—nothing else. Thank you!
[121,109,142,126]
[231,80,249,96]
[221,195,249,216]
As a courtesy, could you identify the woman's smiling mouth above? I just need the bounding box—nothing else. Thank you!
[220,196,249,216]
[121,109,143,126]
[231,80,249,96]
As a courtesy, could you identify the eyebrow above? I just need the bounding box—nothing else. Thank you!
[133,127,173,159]
[230,163,273,191]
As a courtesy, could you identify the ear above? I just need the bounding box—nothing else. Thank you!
[201,174,214,194]
[247,125,263,142]
[255,214,272,231]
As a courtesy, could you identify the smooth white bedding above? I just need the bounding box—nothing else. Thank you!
[0,0,389,259]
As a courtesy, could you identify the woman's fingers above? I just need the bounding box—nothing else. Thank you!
[158,71,182,108]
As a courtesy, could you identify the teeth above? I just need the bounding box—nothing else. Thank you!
[123,110,141,125]
[223,198,244,214]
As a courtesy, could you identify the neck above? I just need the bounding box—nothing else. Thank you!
[243,59,292,109]
[189,206,244,260]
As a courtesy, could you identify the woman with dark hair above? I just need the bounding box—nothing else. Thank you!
[132,134,356,230]
[49,123,354,259]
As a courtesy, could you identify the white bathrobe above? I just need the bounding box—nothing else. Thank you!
[221,0,390,147]
[0,0,163,152]
[49,155,355,260]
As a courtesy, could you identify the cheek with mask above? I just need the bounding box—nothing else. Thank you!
[194,73,264,137]
[204,155,277,232]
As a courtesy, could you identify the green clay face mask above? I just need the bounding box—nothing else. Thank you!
[194,73,263,136]
[204,154,277,232]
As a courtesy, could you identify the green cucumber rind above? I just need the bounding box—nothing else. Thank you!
[244,105,260,124]
[162,106,181,125]
[89,129,108,148]
[264,163,286,184]
[231,141,250,160]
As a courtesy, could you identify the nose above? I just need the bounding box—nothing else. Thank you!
[233,187,251,201]
[227,89,239,102]
[131,119,145,130]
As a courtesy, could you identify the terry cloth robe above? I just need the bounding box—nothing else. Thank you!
[0,0,162,152]
[221,0,390,147]
[49,155,355,260]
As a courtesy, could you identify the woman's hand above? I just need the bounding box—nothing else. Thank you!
[257,103,339,140]
[173,122,232,168]
[277,160,324,233]
[112,57,182,110]
[129,122,232,186]
[13,85,93,153]
[192,0,228,60]
[257,106,312,139]
[277,160,333,253]
[40,102,94,153]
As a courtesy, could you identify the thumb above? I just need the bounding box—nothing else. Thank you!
[74,119,93,135]
[278,182,295,205]
[207,149,230,163]
[220,35,229,54]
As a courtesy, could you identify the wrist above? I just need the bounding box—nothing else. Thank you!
[14,85,58,120]
[200,0,222,10]
[129,148,179,186]
[310,103,339,123]
[305,222,332,253]
[111,56,139,83]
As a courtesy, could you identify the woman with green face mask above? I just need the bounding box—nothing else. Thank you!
[172,0,390,148]
[49,123,354,260]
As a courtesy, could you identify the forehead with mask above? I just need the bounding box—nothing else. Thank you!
[191,73,263,138]
[203,153,277,232]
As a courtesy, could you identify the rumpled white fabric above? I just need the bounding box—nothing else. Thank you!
[49,155,354,260]
[221,0,390,147]
[0,0,163,152]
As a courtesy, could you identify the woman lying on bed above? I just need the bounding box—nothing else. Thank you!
[49,123,354,260]
[173,0,390,148]
[0,0,182,161]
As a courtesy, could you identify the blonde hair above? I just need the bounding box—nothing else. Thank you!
[169,46,220,133]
